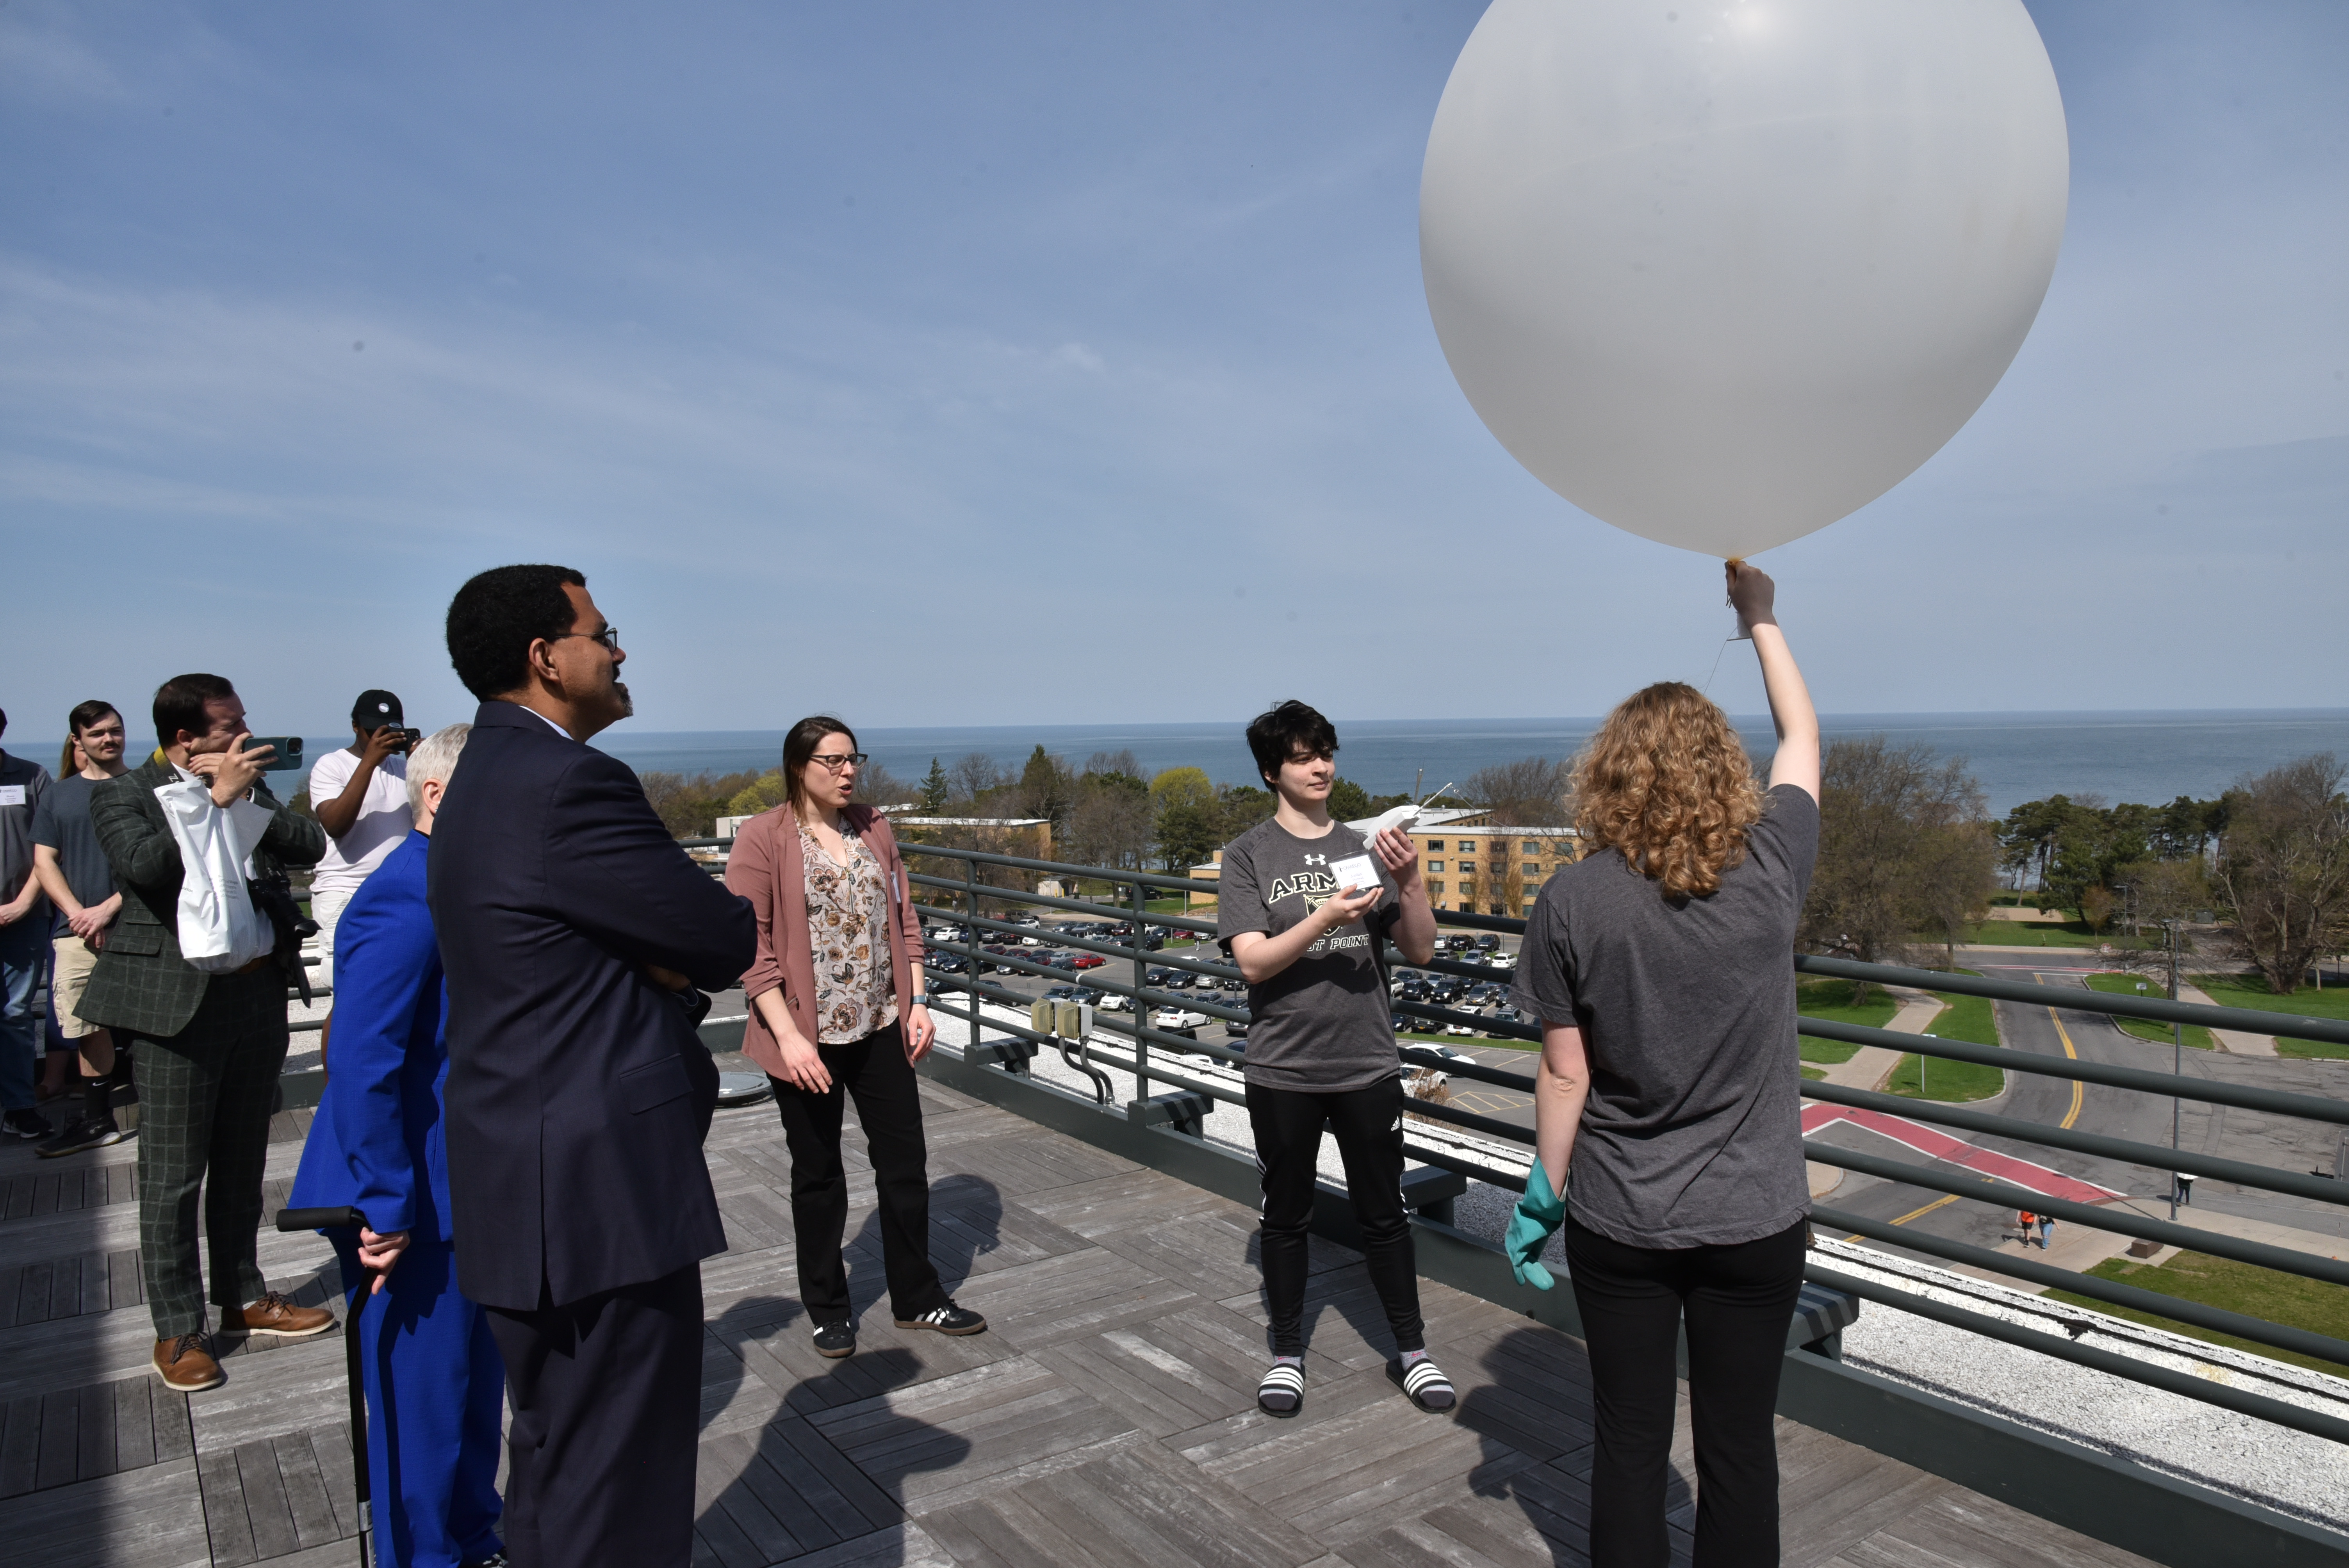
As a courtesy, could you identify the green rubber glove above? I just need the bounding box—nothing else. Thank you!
[1506,1158,1567,1290]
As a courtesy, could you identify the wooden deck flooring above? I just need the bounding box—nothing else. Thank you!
[0,1074,2157,1568]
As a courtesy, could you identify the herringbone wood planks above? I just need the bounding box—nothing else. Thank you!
[0,1073,2166,1567]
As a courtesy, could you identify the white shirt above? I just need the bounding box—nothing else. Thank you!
[307,748,412,896]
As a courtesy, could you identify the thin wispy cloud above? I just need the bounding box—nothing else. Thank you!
[0,0,2341,740]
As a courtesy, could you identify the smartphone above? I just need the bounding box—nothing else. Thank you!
[242,736,306,772]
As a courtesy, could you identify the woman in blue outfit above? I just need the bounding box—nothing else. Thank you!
[291,724,505,1568]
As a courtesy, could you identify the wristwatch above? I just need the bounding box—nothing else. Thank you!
[912,993,932,1007]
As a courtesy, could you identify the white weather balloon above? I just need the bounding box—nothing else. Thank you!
[1420,0,2069,559]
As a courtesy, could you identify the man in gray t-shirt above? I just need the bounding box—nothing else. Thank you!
[0,713,55,1137]
[1511,784,1819,1249]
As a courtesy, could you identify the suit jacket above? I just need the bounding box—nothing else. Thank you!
[289,832,453,1241]
[725,804,925,1078]
[80,756,326,1040]
[429,702,756,1310]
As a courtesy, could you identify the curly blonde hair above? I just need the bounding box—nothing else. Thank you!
[1573,682,1764,900]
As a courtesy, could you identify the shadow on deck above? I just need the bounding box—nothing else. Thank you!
[0,1075,2154,1568]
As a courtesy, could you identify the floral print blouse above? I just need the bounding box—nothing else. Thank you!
[800,821,899,1045]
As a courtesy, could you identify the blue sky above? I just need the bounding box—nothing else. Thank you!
[3,2,2344,745]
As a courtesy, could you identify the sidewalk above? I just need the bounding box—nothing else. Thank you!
[2178,981,2278,1057]
[1811,989,1944,1093]
[1805,988,1947,1198]
[1968,1196,2347,1293]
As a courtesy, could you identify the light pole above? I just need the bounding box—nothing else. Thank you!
[2167,917,2183,1221]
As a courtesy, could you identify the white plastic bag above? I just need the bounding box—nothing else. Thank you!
[155,778,279,973]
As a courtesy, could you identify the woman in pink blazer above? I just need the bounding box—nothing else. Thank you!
[725,716,986,1358]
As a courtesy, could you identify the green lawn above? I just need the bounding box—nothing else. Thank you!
[2185,974,2349,1060]
[2045,1251,2349,1379]
[2082,972,2215,1051]
[1797,978,1897,1066]
[1952,920,2157,949]
[1885,971,2005,1101]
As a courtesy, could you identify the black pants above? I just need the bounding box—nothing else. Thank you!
[1247,1076,1424,1356]
[769,1021,949,1324]
[484,1264,704,1568]
[1563,1213,1808,1568]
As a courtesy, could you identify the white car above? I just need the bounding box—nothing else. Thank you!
[1150,1007,1209,1033]
[1441,1021,1479,1037]
[1095,993,1134,1014]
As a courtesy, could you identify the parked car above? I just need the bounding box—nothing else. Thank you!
[925,953,969,975]
[1475,934,1499,951]
[1043,984,1086,1001]
[1223,1017,1249,1041]
[1218,975,1247,993]
[1160,970,1195,990]
[1441,1021,1479,1037]
[1150,1006,1208,1033]
[1066,952,1107,970]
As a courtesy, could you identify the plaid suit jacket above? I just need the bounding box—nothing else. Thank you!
[78,756,327,1040]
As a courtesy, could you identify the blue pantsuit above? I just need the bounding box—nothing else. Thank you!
[326,1229,504,1568]
[292,830,503,1568]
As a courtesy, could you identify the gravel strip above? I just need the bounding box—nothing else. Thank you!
[960,1021,2346,1534]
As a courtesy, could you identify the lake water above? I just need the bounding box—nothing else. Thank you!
[282,711,2349,818]
[508,709,2349,818]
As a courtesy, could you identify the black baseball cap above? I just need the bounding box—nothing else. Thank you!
[352,690,405,729]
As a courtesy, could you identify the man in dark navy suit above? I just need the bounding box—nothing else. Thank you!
[429,564,755,1568]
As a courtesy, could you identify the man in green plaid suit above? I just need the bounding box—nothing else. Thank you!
[79,674,335,1392]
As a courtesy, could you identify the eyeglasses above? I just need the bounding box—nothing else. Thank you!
[810,752,868,771]
[552,626,621,651]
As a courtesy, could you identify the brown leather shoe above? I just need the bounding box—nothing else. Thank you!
[224,1291,335,1339]
[154,1333,225,1391]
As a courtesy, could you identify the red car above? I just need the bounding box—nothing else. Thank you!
[1065,952,1107,969]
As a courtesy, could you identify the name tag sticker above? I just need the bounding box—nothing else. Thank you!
[0,786,22,807]
[1328,853,1381,892]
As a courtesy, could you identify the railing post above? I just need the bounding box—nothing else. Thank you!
[1129,871,1151,1111]
[964,857,982,1060]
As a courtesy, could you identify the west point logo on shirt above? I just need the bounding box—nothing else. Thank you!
[1267,868,1340,907]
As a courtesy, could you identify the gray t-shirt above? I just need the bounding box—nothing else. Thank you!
[31,773,117,937]
[1215,818,1403,1094]
[1511,784,1820,1248]
[0,752,51,915]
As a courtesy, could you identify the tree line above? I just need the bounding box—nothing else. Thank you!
[641,741,2349,995]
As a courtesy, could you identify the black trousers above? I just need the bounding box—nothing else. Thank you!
[484,1264,704,1568]
[1563,1213,1808,1568]
[1247,1076,1424,1356]
[769,1021,949,1324]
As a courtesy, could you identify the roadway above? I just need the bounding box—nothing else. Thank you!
[901,925,2349,1262]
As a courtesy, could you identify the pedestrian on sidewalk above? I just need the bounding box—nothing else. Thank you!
[30,700,133,1157]
[290,723,505,1568]
[77,675,335,1392]
[2016,1210,2035,1246]
[2036,1212,2055,1250]
[1503,563,1821,1568]
[726,715,984,1363]
[1217,700,1450,1418]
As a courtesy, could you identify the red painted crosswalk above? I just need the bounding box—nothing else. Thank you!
[1802,1103,2123,1204]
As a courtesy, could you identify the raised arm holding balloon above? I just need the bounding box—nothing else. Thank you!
[1506,564,1821,1568]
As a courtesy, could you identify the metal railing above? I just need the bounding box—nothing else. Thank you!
[793,838,2349,1449]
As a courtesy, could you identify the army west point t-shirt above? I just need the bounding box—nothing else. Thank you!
[1510,784,1821,1248]
[1215,818,1403,1094]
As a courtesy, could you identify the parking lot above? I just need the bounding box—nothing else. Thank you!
[919,915,1540,1130]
